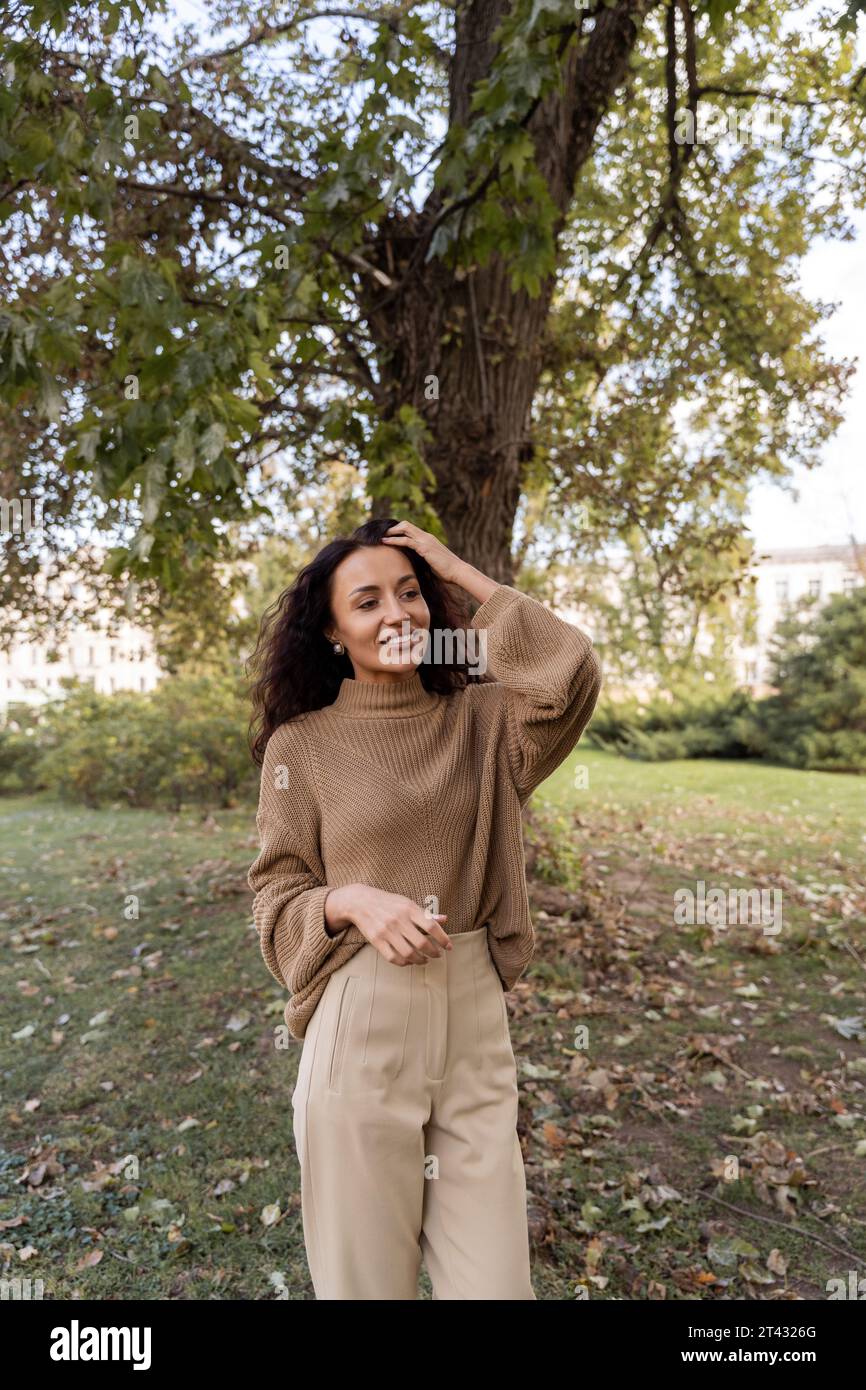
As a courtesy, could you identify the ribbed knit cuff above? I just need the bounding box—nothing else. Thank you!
[469,583,523,630]
[321,886,351,947]
[271,885,348,990]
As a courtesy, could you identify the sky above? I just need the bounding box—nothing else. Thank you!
[161,0,864,552]
[744,210,865,549]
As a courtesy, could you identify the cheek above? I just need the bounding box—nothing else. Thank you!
[346,611,376,635]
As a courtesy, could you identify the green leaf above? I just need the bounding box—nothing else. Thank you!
[704,0,741,35]
[249,351,272,385]
[173,424,197,482]
[500,131,535,183]
[199,422,227,464]
[140,459,165,525]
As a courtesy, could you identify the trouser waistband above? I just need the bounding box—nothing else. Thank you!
[348,922,491,973]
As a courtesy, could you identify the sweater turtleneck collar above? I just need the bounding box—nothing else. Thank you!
[329,667,442,719]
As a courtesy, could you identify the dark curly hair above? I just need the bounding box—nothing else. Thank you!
[246,517,494,766]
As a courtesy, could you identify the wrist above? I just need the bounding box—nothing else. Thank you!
[451,560,498,607]
[324,884,362,935]
[458,564,497,608]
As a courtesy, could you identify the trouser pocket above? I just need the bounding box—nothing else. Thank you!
[327,975,359,1091]
[326,960,410,1095]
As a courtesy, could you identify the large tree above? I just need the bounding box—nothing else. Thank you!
[1,0,865,637]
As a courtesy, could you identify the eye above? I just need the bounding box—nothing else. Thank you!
[358,589,420,611]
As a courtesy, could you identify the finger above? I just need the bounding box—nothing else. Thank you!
[377,931,424,966]
[395,921,439,963]
[404,918,445,958]
[392,937,429,966]
[417,914,452,951]
[390,917,445,965]
[384,522,417,537]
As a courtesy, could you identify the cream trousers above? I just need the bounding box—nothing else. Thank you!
[291,924,537,1299]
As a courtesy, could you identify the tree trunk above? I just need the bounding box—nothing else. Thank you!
[361,214,550,584]
[359,0,649,578]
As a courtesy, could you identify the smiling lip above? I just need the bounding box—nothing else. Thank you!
[380,630,422,645]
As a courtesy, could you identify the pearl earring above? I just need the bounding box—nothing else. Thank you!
[332,641,344,655]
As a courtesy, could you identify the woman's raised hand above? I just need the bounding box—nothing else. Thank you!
[380,520,464,586]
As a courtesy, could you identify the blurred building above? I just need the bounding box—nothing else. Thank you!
[0,620,163,712]
[735,543,864,694]
[552,540,863,698]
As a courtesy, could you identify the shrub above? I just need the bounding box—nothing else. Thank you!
[0,722,36,792]
[15,675,258,808]
[586,689,761,762]
[586,587,866,772]
[757,587,866,773]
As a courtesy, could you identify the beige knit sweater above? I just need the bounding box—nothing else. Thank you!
[248,582,603,1041]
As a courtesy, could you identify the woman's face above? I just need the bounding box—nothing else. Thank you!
[325,545,431,682]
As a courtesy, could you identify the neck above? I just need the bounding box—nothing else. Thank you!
[329,667,441,719]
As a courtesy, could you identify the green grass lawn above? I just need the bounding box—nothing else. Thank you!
[520,749,866,1300]
[544,747,866,865]
[1,751,864,1300]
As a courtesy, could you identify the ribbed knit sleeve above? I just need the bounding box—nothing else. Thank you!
[470,584,603,802]
[247,723,348,996]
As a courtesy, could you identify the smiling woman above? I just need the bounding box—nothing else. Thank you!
[325,551,432,682]
[246,518,484,765]
[244,515,602,1300]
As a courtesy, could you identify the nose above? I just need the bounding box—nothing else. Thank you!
[381,595,413,627]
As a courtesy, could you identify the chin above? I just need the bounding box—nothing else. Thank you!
[378,654,415,670]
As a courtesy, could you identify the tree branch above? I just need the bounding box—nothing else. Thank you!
[165,5,452,80]
[694,85,842,107]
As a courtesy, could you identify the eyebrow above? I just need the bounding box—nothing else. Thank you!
[348,574,417,598]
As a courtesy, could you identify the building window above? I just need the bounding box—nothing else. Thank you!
[88,646,95,665]
[140,676,146,691]
[842,574,856,595]
[745,662,758,682]
[775,578,789,603]
[808,578,821,598]
[109,645,116,663]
